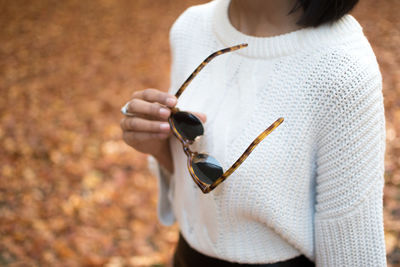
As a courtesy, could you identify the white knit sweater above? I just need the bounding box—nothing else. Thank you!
[147,0,387,265]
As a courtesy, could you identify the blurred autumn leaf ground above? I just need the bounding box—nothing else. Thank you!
[0,0,399,266]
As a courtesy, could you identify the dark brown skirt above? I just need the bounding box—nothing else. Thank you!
[173,232,315,267]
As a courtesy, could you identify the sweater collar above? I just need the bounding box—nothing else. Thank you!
[212,0,363,58]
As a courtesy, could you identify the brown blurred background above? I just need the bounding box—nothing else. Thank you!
[0,0,399,266]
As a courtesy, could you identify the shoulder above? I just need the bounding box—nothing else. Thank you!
[169,1,217,43]
[326,45,381,101]
[168,1,220,78]
[307,18,383,130]
[294,15,379,77]
[323,43,381,89]
[167,1,218,92]
[315,47,383,133]
[309,16,382,102]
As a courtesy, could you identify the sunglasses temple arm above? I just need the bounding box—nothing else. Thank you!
[208,117,284,191]
[174,43,248,99]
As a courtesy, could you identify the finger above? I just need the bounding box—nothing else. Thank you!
[124,112,160,122]
[123,131,170,144]
[132,88,177,108]
[191,112,207,123]
[127,98,171,120]
[121,117,171,133]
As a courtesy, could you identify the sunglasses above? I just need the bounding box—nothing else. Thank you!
[168,43,284,194]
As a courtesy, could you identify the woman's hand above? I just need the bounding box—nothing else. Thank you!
[120,88,206,173]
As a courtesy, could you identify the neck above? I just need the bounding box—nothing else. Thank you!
[228,0,304,37]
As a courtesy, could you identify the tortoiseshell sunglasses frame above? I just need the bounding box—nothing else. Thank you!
[168,43,284,194]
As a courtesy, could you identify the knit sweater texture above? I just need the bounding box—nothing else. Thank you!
[147,0,387,265]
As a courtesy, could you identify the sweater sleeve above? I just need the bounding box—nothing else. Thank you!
[314,64,387,266]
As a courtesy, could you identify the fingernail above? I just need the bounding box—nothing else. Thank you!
[166,97,177,107]
[159,108,170,117]
[160,123,170,130]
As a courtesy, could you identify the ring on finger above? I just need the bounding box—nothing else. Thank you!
[121,101,135,117]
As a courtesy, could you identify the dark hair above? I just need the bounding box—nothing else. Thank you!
[288,0,359,27]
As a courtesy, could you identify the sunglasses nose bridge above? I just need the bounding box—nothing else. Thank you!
[182,143,197,158]
[183,145,191,156]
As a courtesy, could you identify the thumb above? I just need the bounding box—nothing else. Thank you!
[191,112,207,123]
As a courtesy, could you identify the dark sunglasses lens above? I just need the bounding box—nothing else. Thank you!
[192,154,223,185]
[171,111,204,141]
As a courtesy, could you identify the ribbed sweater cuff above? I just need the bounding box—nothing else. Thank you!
[315,179,387,266]
[147,155,176,226]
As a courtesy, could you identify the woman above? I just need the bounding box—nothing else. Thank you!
[120,0,387,266]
